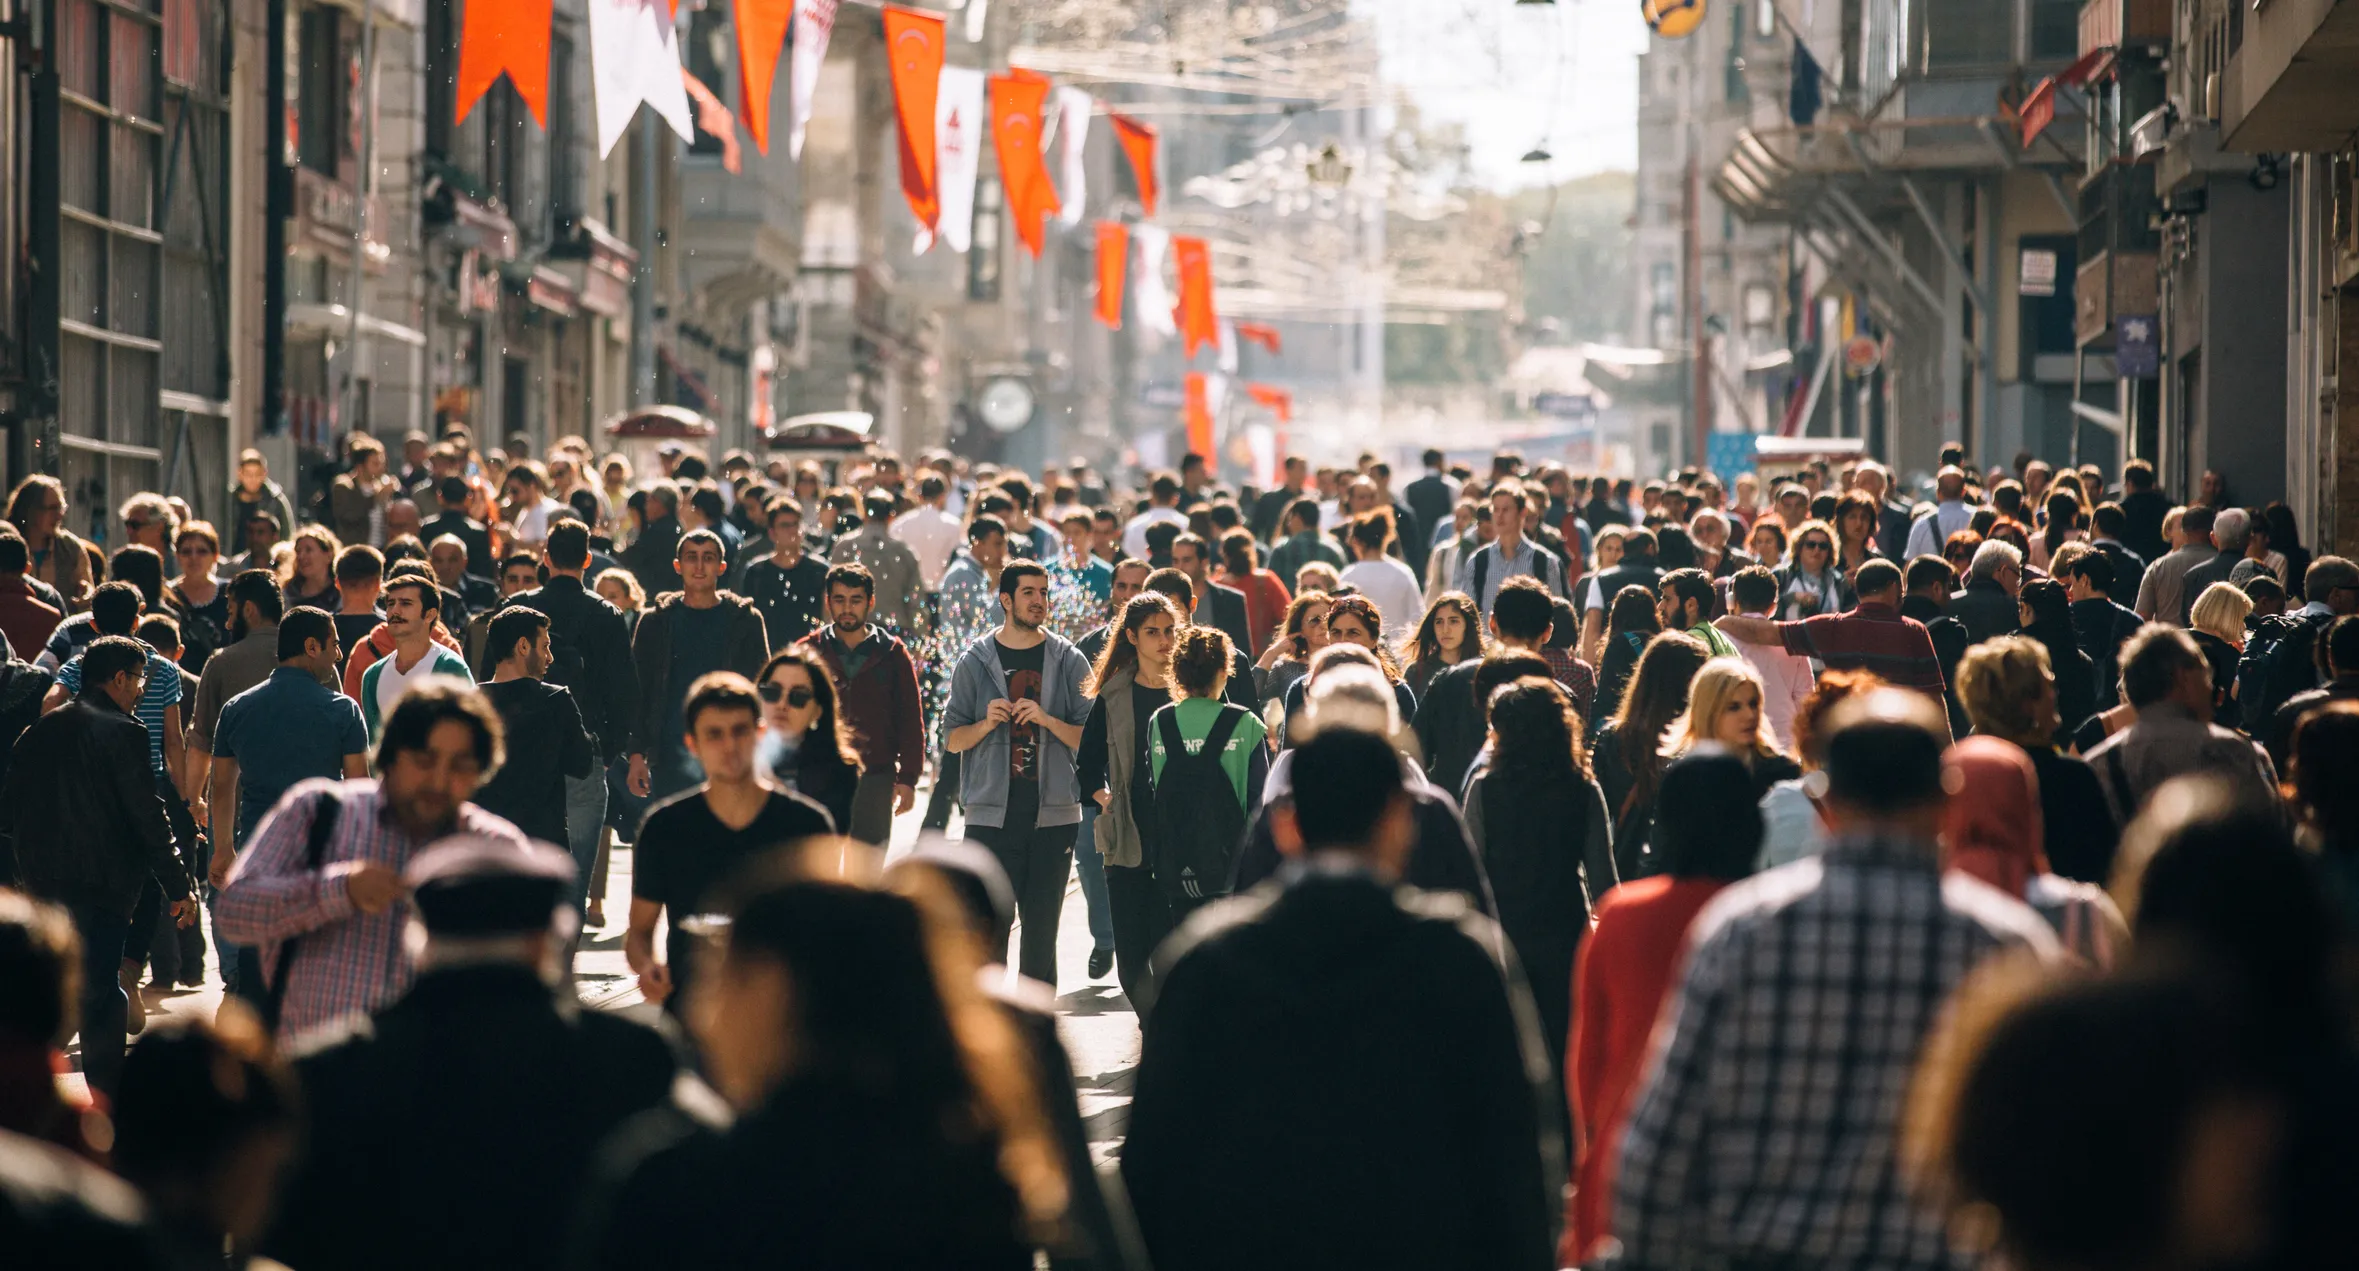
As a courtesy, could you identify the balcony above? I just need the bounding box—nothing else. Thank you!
[1714,110,2086,223]
[2220,0,2359,152]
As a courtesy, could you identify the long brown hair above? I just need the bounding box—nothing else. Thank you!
[757,646,862,772]
[1324,593,1402,682]
[1088,592,1181,693]
[1488,678,1591,783]
[1607,631,1710,813]
[1403,591,1484,668]
[1275,589,1332,661]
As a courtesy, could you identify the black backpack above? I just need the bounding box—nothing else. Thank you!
[1141,705,1251,905]
[2236,610,2331,726]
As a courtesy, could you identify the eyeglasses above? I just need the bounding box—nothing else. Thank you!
[758,682,815,708]
[124,519,149,532]
[1798,540,1832,552]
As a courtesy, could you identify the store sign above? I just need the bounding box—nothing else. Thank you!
[2116,314,2160,378]
[2020,248,2059,298]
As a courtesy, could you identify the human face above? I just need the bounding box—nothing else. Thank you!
[500,562,540,597]
[1749,524,1782,561]
[760,664,821,737]
[1005,574,1050,630]
[1109,563,1149,608]
[1490,493,1524,541]
[686,704,762,783]
[515,629,552,677]
[1172,541,1206,580]
[123,513,168,552]
[972,531,1008,574]
[1329,611,1377,649]
[294,536,332,582]
[1777,492,1808,525]
[1794,532,1834,569]
[237,461,266,494]
[769,512,804,557]
[175,536,218,582]
[1300,602,1333,653]
[383,585,429,639]
[429,542,467,586]
[675,539,726,594]
[103,666,148,714]
[1132,612,1177,673]
[1712,683,1763,749]
[382,719,487,836]
[1348,484,1379,516]
[827,582,873,631]
[1093,519,1121,558]
[1842,505,1874,542]
[1659,586,1690,630]
[246,518,279,554]
[1597,536,1624,571]
[1433,606,1467,657]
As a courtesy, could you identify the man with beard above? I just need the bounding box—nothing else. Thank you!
[798,564,923,845]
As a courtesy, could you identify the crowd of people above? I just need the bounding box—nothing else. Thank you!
[3,429,2359,1271]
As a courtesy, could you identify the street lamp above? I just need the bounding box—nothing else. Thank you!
[1306,142,1353,187]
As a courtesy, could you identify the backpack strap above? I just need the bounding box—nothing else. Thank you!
[1153,708,1188,781]
[1201,704,1247,762]
[265,786,344,1031]
[1471,546,1490,607]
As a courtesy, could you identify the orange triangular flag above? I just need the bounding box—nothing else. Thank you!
[1095,222,1128,329]
[883,6,946,231]
[1173,235,1218,359]
[1184,372,1216,462]
[990,71,1059,258]
[1236,322,1282,355]
[455,0,555,126]
[735,0,793,153]
[1111,113,1159,218]
[1245,382,1292,424]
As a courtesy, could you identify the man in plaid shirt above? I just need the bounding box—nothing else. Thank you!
[217,680,531,1042]
[1609,689,2058,1270]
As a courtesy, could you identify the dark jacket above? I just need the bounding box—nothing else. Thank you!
[2093,540,2148,600]
[1945,577,2021,645]
[1196,583,1255,666]
[267,964,678,1271]
[1404,472,1458,549]
[629,591,769,758]
[1586,556,1664,617]
[1122,866,1558,1271]
[802,625,926,787]
[2264,677,2359,772]
[619,514,683,602]
[2029,625,2101,739]
[1902,593,1974,739]
[0,693,190,916]
[419,511,494,578]
[2072,596,2144,711]
[1233,753,1494,915]
[1412,659,1487,797]
[993,976,1151,1271]
[2023,745,2119,886]
[471,680,595,845]
[507,575,641,757]
[2119,489,2173,565]
[581,1077,1033,1271]
[1462,767,1617,1078]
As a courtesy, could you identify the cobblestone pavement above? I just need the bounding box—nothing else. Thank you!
[82,792,1144,1162]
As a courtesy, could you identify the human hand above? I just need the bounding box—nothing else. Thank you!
[344,862,405,914]
[1010,699,1043,726]
[985,699,1016,724]
[628,753,652,798]
[208,845,237,890]
[170,898,199,928]
[636,961,672,1004]
[893,783,915,814]
[1094,790,1111,811]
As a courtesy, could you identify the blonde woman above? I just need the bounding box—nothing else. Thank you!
[2188,581,2254,729]
[1663,658,1802,801]
[1953,636,2119,885]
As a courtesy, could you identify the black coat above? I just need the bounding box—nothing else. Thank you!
[267,965,677,1271]
[1232,755,1495,915]
[1403,473,1458,550]
[507,574,642,756]
[619,514,683,603]
[0,694,189,917]
[2072,596,2144,711]
[629,591,770,757]
[1196,583,1256,668]
[1945,577,2021,646]
[471,679,596,844]
[419,511,494,578]
[1411,659,1486,797]
[1464,769,1616,1074]
[1903,594,1974,739]
[2023,745,2120,887]
[1122,868,1558,1271]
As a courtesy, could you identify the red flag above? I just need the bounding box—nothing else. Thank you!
[734,0,792,153]
[681,70,740,174]
[1111,112,1159,217]
[990,71,1059,258]
[1172,235,1218,359]
[1245,382,1292,424]
[882,6,945,231]
[1235,321,1281,355]
[1184,372,1216,462]
[455,0,554,126]
[1095,222,1128,329]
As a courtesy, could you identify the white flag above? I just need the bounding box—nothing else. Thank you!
[786,0,840,161]
[927,66,986,254]
[1049,87,1091,229]
[1217,319,1239,373]
[588,0,694,158]
[1130,224,1177,338]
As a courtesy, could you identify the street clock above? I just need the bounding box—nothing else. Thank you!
[977,377,1037,434]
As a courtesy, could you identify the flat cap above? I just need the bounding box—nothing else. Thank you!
[405,835,575,936]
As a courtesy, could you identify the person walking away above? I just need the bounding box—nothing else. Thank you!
[942,562,1093,985]
[799,564,923,844]
[1726,566,1812,750]
[1580,527,1664,659]
[215,683,529,1043]
[889,473,963,590]
[1716,559,1952,726]
[1590,632,1710,879]
[329,546,386,669]
[1122,728,1558,1271]
[754,647,862,834]
[1951,637,2119,885]
[2134,504,2215,624]
[1942,736,2126,965]
[471,608,594,852]
[1264,497,1343,593]
[1563,751,1759,1267]
[628,529,769,804]
[108,1007,300,1268]
[1463,679,1617,1163]
[0,528,64,663]
[1662,658,1804,802]
[2064,550,2144,712]
[202,606,369,1001]
[1591,585,1664,729]
[2018,576,2101,739]
[1078,593,1182,1001]
[1216,530,1288,659]
[829,492,926,638]
[2177,506,2249,622]
[2240,555,2359,739]
[0,890,105,1159]
[2083,625,2278,822]
[353,576,471,742]
[1947,540,2024,644]
[184,572,299,868]
[0,637,195,1097]
[738,497,829,652]
[623,673,832,1012]
[1611,689,2060,1271]
[2266,616,2359,771]
[1138,626,1269,913]
[1338,513,1423,645]
[266,839,677,1271]
[420,477,495,580]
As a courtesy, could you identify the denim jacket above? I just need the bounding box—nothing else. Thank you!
[944,630,1094,829]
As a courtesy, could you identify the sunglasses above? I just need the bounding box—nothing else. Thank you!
[1799,540,1832,552]
[758,682,815,708]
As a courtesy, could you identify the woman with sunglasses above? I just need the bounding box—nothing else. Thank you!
[1774,519,1851,619]
[164,521,230,671]
[754,647,863,835]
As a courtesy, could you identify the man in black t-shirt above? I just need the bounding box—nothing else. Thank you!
[624,672,832,1011]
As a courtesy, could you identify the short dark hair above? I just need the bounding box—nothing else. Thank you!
[688,485,727,525]
[488,606,550,667]
[2122,458,2156,490]
[1143,566,1194,609]
[1661,568,1715,620]
[545,519,590,570]
[0,530,27,574]
[135,614,180,652]
[2091,502,2128,538]
[109,545,165,606]
[374,679,503,775]
[1285,728,1407,851]
[2065,550,2115,595]
[1853,558,1903,598]
[675,528,726,560]
[767,497,805,527]
[1821,693,1950,812]
[230,569,284,625]
[1150,472,1182,502]
[2327,615,2359,676]
[1286,497,1321,530]
[1473,651,1552,728]
[437,476,471,506]
[1490,577,1554,642]
[334,544,384,586]
[111,1013,299,1197]
[1171,531,1211,565]
[386,576,441,614]
[2180,504,2217,538]
[90,580,145,636]
[683,670,762,733]
[967,515,1007,546]
[80,634,148,688]
[277,606,336,661]
[0,891,77,1046]
[1730,565,1780,612]
[864,491,897,521]
[2119,625,2205,709]
[998,560,1048,599]
[918,474,946,500]
[825,562,875,597]
[1905,554,1956,594]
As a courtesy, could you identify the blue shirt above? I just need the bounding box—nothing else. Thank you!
[212,666,369,845]
[59,644,182,777]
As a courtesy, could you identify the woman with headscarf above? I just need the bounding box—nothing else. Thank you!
[1943,736,2124,966]
[1562,750,1762,1268]
[1952,636,2119,885]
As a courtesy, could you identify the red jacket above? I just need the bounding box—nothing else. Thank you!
[800,625,926,786]
[0,577,62,664]
[1563,874,1731,1266]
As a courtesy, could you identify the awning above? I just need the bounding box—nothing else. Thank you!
[283,303,427,348]
[2020,48,2114,147]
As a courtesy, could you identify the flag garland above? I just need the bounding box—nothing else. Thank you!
[456,0,555,125]
[1094,222,1128,329]
[989,70,1059,258]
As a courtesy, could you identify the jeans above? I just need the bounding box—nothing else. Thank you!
[964,820,1075,986]
[850,770,898,846]
[1074,805,1114,953]
[1105,865,1177,1019]
[922,749,961,831]
[564,756,608,913]
[68,901,130,1100]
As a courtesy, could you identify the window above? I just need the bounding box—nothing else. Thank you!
[293,5,344,176]
[968,176,1002,302]
[2029,0,2078,60]
[1924,0,2012,70]
[548,26,578,223]
[484,83,525,210]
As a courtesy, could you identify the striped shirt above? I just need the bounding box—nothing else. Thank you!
[58,645,182,776]
[1774,601,1949,703]
[1613,836,2059,1270]
[214,779,528,1042]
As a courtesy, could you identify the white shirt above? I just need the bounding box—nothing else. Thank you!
[890,505,963,588]
[1121,506,1189,559]
[1904,499,1975,561]
[1731,609,1817,751]
[1341,557,1425,643]
[375,644,449,718]
[511,497,567,548]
